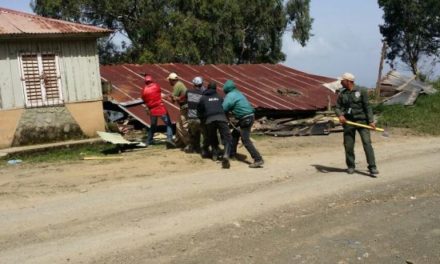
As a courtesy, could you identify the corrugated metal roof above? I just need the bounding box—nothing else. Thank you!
[0,7,111,36]
[100,63,337,126]
[381,71,437,106]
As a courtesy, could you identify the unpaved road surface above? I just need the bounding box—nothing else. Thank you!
[1,131,440,263]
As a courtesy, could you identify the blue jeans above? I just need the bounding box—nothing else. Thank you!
[147,114,173,145]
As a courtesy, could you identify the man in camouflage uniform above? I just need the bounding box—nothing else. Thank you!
[335,73,379,175]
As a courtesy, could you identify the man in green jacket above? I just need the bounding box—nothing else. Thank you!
[222,80,264,168]
[335,73,379,176]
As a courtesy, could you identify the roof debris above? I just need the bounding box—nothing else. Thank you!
[380,71,437,106]
[100,63,337,126]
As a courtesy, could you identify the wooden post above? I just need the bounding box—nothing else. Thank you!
[375,41,387,101]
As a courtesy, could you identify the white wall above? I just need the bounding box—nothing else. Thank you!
[0,38,103,110]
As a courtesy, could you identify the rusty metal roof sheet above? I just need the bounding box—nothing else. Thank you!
[100,63,337,126]
[0,7,111,37]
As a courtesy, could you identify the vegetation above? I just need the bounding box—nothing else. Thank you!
[31,0,313,65]
[378,0,440,75]
[1,143,113,165]
[375,80,440,135]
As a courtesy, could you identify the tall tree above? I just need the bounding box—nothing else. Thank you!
[378,0,440,75]
[31,0,313,65]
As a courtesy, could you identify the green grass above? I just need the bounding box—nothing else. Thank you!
[375,80,440,135]
[1,143,116,165]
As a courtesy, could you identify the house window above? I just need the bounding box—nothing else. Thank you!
[20,53,63,107]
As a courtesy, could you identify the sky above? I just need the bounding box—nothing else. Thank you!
[2,0,432,87]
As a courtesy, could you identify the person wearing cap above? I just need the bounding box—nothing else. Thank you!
[198,81,232,168]
[167,72,190,148]
[141,74,175,148]
[222,80,264,168]
[185,76,210,156]
[335,72,379,175]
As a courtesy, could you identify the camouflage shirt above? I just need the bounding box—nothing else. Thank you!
[335,88,374,123]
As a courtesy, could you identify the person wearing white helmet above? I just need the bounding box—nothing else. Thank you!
[167,72,190,149]
[335,72,379,176]
[184,76,210,156]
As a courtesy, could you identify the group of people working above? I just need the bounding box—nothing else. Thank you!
[140,72,264,169]
[141,71,379,175]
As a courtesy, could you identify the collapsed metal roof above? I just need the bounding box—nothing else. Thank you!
[380,71,437,106]
[0,7,111,37]
[100,63,337,126]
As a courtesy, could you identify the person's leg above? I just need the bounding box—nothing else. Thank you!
[230,128,240,157]
[239,117,263,163]
[200,123,211,157]
[160,114,173,141]
[193,120,202,152]
[176,108,190,148]
[358,127,378,172]
[147,115,158,145]
[343,125,356,170]
[160,114,176,148]
[217,121,232,169]
[206,122,219,160]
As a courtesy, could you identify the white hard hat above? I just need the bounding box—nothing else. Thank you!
[192,76,203,86]
[167,72,179,80]
[340,72,355,82]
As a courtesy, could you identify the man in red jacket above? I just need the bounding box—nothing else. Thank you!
[141,74,175,149]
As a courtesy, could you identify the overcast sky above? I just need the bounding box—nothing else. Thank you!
[1,0,424,87]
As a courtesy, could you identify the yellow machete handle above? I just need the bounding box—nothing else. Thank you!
[333,118,385,132]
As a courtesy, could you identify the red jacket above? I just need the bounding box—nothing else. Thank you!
[141,82,167,116]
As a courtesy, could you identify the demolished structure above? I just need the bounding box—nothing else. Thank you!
[100,64,338,136]
[380,71,437,106]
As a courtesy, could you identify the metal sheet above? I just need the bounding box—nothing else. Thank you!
[0,8,111,36]
[100,63,337,126]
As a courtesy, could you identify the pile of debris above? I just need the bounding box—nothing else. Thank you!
[253,111,340,137]
[380,71,437,106]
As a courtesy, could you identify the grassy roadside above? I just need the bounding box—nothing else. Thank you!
[375,80,440,135]
[0,143,114,166]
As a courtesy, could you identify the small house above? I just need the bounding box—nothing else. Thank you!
[0,7,111,148]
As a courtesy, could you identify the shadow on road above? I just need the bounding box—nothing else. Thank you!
[311,164,376,178]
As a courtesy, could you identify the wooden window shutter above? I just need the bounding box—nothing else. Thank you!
[20,53,63,107]
[21,54,43,106]
[41,54,61,104]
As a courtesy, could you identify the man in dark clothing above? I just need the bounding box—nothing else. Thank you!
[186,76,210,156]
[335,72,379,175]
[198,82,232,169]
[222,80,264,168]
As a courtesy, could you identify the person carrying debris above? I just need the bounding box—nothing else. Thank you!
[184,77,211,157]
[141,74,175,148]
[167,72,190,149]
[198,81,232,168]
[222,80,264,168]
[335,73,379,175]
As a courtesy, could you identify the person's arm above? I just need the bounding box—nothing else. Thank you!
[334,93,346,124]
[222,94,235,113]
[361,89,375,128]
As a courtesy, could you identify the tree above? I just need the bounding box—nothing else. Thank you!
[378,0,440,76]
[31,0,313,65]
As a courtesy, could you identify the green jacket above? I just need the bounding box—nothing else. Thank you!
[222,80,254,119]
[335,88,374,123]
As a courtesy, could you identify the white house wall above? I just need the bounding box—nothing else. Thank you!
[0,39,102,110]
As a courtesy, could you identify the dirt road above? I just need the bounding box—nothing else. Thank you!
[1,131,439,263]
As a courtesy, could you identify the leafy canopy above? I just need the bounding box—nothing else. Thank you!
[378,0,440,75]
[31,0,313,64]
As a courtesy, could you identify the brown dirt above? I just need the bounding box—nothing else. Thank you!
[0,129,439,263]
